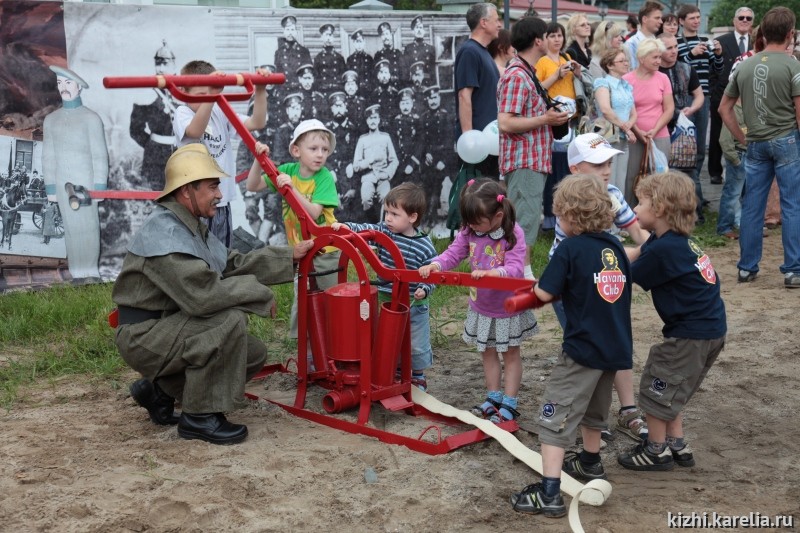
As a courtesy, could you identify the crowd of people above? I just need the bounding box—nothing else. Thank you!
[113,2,797,526]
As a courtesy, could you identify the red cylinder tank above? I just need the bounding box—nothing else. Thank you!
[325,282,378,362]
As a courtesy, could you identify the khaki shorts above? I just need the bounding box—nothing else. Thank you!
[537,351,616,448]
[505,168,546,246]
[638,336,724,421]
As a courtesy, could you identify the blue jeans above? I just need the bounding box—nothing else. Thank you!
[410,303,433,371]
[690,98,709,209]
[739,130,800,275]
[716,158,745,234]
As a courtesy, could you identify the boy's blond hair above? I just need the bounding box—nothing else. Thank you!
[553,174,614,234]
[635,171,696,236]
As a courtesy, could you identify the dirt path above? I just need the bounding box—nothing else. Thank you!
[1,236,798,532]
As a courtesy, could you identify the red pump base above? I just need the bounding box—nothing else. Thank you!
[247,364,519,455]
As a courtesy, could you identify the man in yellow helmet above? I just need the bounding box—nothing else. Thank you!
[112,144,313,445]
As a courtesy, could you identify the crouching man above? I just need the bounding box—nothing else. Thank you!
[113,143,313,445]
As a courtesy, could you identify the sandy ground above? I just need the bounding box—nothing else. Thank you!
[1,234,799,533]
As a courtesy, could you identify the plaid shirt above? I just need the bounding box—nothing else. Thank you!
[496,57,552,175]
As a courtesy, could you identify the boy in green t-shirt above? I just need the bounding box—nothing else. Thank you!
[247,118,340,337]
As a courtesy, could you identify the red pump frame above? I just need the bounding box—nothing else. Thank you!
[104,73,535,454]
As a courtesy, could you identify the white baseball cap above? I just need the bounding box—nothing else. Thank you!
[567,132,623,166]
[290,119,336,152]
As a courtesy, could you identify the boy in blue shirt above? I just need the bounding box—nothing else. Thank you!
[511,175,633,518]
[332,182,437,391]
[618,171,726,471]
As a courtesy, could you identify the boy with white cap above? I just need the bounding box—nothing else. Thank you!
[549,132,651,448]
[246,119,340,338]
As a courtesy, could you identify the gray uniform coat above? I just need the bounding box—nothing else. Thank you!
[112,197,295,413]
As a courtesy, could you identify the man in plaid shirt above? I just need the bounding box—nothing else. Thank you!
[497,16,569,279]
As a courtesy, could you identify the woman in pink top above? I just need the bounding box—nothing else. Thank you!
[622,38,674,206]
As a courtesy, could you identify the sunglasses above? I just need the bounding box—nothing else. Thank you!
[738,16,754,22]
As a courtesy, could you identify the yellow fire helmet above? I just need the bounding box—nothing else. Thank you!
[158,143,228,201]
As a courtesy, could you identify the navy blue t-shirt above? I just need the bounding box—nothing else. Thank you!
[538,232,633,371]
[454,38,500,135]
[632,231,727,339]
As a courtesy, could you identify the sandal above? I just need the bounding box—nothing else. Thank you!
[470,398,501,419]
[617,408,648,442]
[489,403,520,424]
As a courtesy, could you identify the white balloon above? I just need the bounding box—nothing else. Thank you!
[482,120,499,156]
[457,130,490,164]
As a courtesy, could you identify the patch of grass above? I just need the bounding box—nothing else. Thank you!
[0,283,124,409]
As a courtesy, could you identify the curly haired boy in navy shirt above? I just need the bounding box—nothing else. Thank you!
[618,171,726,471]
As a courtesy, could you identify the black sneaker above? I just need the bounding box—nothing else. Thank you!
[510,482,566,518]
[738,269,758,283]
[671,445,696,467]
[563,452,608,481]
[785,273,800,289]
[618,442,674,471]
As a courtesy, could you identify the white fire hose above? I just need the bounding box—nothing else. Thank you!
[411,388,613,533]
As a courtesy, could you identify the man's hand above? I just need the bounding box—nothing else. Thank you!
[545,108,570,126]
[691,41,708,57]
[293,239,314,261]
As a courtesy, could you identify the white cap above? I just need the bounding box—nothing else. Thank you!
[289,119,336,152]
[567,132,623,166]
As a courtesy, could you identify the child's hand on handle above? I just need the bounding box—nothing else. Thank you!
[504,283,550,312]
[209,70,226,95]
[413,287,426,300]
[254,141,271,157]
[418,263,440,279]
[331,222,345,231]
[471,268,499,279]
[254,66,272,86]
[276,173,292,189]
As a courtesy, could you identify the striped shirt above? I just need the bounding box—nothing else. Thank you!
[548,184,637,259]
[677,35,724,95]
[497,56,553,175]
[344,221,437,300]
